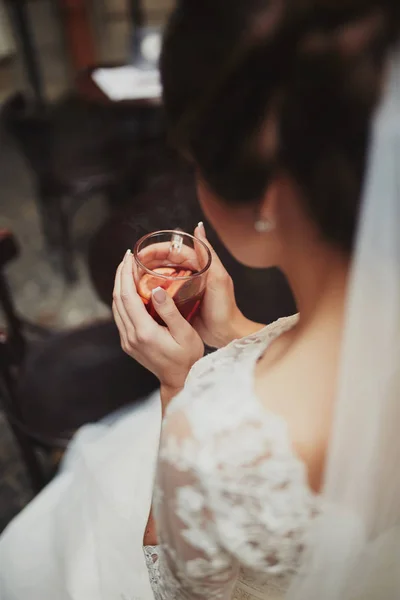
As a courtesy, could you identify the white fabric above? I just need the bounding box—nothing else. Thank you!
[0,316,322,600]
[286,49,400,600]
[146,315,320,600]
[0,392,162,600]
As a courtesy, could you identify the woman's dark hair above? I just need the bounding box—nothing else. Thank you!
[160,0,400,250]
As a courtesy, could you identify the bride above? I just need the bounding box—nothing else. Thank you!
[1,1,399,599]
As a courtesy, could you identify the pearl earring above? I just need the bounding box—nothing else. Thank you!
[254,218,275,233]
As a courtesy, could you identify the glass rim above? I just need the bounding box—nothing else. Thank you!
[133,229,212,280]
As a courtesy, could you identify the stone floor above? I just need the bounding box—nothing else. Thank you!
[0,127,109,328]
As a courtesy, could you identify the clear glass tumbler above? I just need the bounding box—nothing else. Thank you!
[133,230,212,325]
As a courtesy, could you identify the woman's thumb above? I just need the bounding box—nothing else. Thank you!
[152,287,188,342]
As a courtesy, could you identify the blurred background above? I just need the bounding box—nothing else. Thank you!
[0,0,295,533]
[0,0,175,532]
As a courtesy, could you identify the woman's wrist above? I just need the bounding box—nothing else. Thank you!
[160,384,183,416]
[224,310,266,345]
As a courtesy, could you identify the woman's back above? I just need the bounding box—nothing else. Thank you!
[148,316,322,599]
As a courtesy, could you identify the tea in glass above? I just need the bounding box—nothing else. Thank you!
[133,230,212,325]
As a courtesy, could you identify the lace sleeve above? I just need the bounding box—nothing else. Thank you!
[152,408,239,600]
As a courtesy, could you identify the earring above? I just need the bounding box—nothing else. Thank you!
[254,218,275,233]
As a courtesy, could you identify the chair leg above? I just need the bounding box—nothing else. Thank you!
[5,0,46,110]
[37,184,58,252]
[37,189,78,284]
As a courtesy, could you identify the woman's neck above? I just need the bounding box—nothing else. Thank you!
[282,240,350,328]
[256,243,349,378]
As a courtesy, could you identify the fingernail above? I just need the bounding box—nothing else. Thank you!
[124,248,131,259]
[152,287,166,304]
[198,221,205,235]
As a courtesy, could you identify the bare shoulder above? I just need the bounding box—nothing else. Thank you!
[254,317,338,493]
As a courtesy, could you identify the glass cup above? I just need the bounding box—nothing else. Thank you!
[133,230,212,325]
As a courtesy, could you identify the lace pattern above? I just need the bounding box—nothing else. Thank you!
[145,316,320,599]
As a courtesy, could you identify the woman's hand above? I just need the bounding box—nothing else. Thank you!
[113,250,204,410]
[193,223,265,347]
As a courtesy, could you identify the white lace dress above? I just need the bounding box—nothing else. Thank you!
[144,315,320,600]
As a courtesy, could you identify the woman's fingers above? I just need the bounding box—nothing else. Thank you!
[114,251,153,349]
[195,222,225,272]
[151,287,192,344]
[119,250,149,328]
[194,222,231,285]
[113,260,123,298]
[112,300,129,348]
[113,261,132,326]
[115,249,189,344]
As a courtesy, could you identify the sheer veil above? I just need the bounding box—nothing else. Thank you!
[287,48,400,600]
